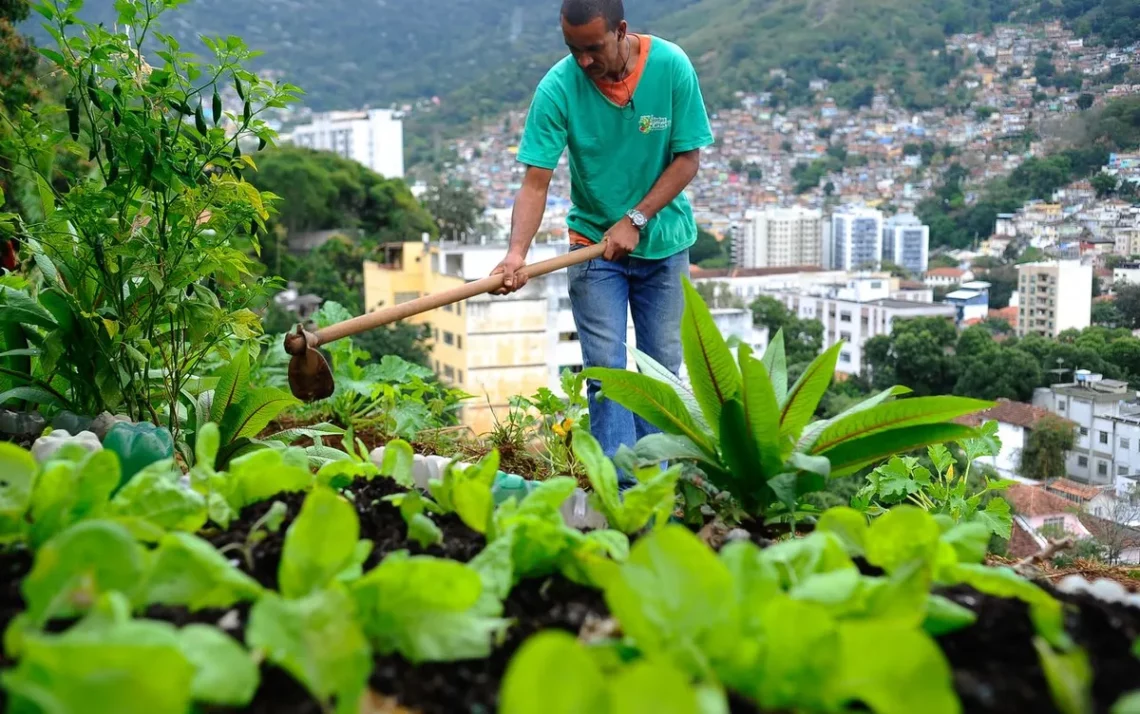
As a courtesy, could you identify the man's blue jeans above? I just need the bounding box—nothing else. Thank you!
[568,245,689,485]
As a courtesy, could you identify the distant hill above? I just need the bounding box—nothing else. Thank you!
[27,0,1139,163]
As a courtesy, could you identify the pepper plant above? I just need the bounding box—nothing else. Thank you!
[585,279,993,522]
[0,0,299,429]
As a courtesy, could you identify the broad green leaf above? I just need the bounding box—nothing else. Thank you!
[210,344,251,424]
[1114,692,1140,714]
[499,631,607,714]
[220,388,301,445]
[247,589,371,709]
[0,443,36,540]
[0,620,194,714]
[562,529,630,588]
[178,625,259,706]
[810,396,993,454]
[815,507,869,557]
[928,444,955,474]
[818,423,982,478]
[351,555,507,662]
[614,466,683,534]
[1035,637,1092,714]
[227,448,313,509]
[0,286,57,330]
[941,521,992,565]
[739,345,783,475]
[468,534,515,600]
[757,532,854,588]
[574,429,622,520]
[780,342,842,439]
[923,594,978,636]
[316,458,380,489]
[865,506,942,574]
[603,525,738,678]
[798,386,912,451]
[962,420,1002,463]
[379,439,416,488]
[609,658,703,714]
[718,398,762,497]
[582,368,717,459]
[143,532,264,611]
[680,277,741,437]
[0,386,63,409]
[408,512,443,549]
[762,329,789,404]
[973,496,1013,540]
[743,597,838,711]
[23,520,146,626]
[824,621,959,714]
[450,451,499,534]
[194,422,220,471]
[629,345,711,433]
[633,433,713,466]
[109,464,207,532]
[260,422,345,445]
[280,487,361,599]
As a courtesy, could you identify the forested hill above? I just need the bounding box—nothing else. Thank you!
[30,0,1140,124]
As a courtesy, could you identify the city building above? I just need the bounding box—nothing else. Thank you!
[957,399,1063,478]
[881,213,931,275]
[944,287,990,325]
[828,206,884,271]
[734,207,823,269]
[1113,262,1140,287]
[1034,374,1140,488]
[924,267,974,288]
[756,276,956,376]
[288,109,405,179]
[1016,261,1093,337]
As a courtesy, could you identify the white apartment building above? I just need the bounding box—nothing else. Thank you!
[734,207,823,269]
[828,206,884,271]
[1016,261,1093,338]
[1035,375,1140,493]
[289,109,405,179]
[759,276,956,376]
[881,213,931,275]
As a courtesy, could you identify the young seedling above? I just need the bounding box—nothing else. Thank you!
[217,501,288,571]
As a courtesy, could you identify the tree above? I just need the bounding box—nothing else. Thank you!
[1086,486,1140,565]
[750,296,823,366]
[421,178,485,241]
[1078,93,1095,111]
[1091,171,1120,198]
[1092,300,1125,328]
[690,229,727,266]
[955,347,1042,402]
[696,281,744,310]
[1019,415,1077,481]
[848,84,875,110]
[1114,283,1140,329]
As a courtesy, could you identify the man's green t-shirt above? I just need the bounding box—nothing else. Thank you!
[517,36,715,260]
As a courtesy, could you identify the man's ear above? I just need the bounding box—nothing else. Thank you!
[616,19,628,40]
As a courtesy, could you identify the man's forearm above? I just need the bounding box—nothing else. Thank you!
[633,150,701,220]
[507,184,548,258]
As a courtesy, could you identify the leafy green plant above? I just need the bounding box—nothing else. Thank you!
[587,278,991,523]
[573,428,680,535]
[214,500,287,571]
[0,0,299,427]
[513,368,590,480]
[427,450,500,534]
[852,421,1014,539]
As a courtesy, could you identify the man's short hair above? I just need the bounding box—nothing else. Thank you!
[560,0,625,30]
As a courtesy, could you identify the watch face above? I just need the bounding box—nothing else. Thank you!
[629,211,647,227]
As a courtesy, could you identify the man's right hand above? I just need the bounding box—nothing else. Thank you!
[490,252,528,295]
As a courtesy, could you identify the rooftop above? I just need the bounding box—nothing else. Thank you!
[945,289,984,300]
[1006,484,1082,518]
[926,267,966,278]
[1047,478,1111,502]
[956,398,1059,430]
[867,299,957,311]
[691,266,825,279]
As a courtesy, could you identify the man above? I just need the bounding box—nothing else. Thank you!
[491,0,713,476]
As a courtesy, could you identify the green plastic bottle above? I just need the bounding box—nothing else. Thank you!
[490,471,538,506]
[102,421,175,488]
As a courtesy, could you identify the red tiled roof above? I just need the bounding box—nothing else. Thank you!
[926,267,966,278]
[956,398,1057,430]
[990,305,1019,322]
[1077,512,1140,549]
[1046,478,1108,502]
[1006,484,1082,518]
[1008,517,1046,559]
[898,280,927,290]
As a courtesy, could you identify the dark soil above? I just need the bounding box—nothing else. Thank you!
[938,584,1140,714]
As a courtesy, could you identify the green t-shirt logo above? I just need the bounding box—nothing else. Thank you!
[517,36,715,260]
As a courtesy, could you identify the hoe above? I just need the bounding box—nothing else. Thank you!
[284,242,607,401]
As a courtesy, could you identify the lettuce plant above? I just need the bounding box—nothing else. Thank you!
[572,428,680,535]
[585,278,992,520]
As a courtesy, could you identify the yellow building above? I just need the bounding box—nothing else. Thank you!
[364,241,605,435]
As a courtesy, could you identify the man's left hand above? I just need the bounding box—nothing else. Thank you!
[603,217,640,261]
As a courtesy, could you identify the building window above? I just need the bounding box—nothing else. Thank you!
[1123,438,1131,450]
[839,352,852,364]
[840,331,852,342]
[1100,431,1110,445]
[457,335,463,350]
[443,331,455,346]
[433,328,440,342]
[458,370,464,383]
[558,297,572,311]
[457,302,463,316]
[1098,461,1108,476]
[434,360,440,373]
[395,291,419,305]
[443,303,453,313]
[559,331,579,342]
[443,365,455,381]
[1057,399,1066,411]
[1078,455,1089,467]
[840,311,852,322]
[1080,427,1089,437]
[1095,506,1104,517]
[1119,465,1129,476]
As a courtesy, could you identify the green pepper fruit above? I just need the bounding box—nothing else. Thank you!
[102,422,175,488]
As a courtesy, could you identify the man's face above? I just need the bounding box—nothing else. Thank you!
[561,16,625,79]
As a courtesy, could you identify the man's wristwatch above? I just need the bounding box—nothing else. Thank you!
[626,209,648,231]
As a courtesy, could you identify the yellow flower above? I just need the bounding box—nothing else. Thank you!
[552,417,574,439]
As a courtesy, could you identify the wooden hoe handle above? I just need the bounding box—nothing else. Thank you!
[313,242,607,347]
